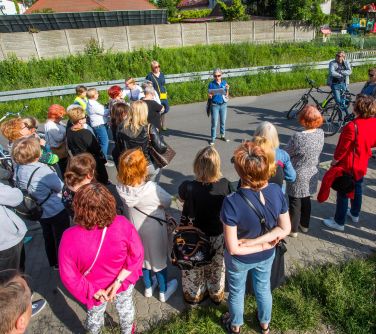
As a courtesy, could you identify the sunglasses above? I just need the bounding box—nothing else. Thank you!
[214,74,222,78]
[369,74,375,77]
[153,65,160,69]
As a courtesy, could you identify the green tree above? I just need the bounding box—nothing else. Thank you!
[13,0,20,14]
[217,0,248,21]
[155,0,179,18]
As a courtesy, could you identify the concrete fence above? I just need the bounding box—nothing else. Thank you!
[0,20,316,60]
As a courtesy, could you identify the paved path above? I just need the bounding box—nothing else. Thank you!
[25,83,376,333]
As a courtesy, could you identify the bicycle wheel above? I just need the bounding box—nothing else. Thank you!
[286,98,307,120]
[322,105,343,137]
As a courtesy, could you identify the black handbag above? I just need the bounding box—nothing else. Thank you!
[238,190,287,291]
[331,123,358,194]
[206,98,212,117]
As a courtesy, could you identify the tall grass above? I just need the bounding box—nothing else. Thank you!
[0,64,371,120]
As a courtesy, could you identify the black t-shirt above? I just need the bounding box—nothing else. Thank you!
[144,99,163,130]
[178,178,233,237]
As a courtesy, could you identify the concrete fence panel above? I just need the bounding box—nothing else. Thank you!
[96,27,130,53]
[181,23,207,46]
[155,24,182,48]
[275,22,295,41]
[1,32,38,59]
[127,25,155,50]
[208,22,231,45]
[34,30,70,59]
[231,21,254,43]
[254,21,275,41]
[295,24,315,41]
[65,28,98,54]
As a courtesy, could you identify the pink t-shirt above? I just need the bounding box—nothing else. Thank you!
[59,215,144,309]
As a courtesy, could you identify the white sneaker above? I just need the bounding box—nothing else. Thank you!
[159,279,178,303]
[105,161,115,167]
[289,232,298,238]
[347,209,359,223]
[323,218,345,231]
[299,225,309,233]
[144,276,158,298]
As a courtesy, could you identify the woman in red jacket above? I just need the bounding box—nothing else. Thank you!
[323,95,376,231]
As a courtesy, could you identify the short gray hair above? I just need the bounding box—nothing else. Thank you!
[213,68,222,75]
[141,80,153,90]
[144,86,155,96]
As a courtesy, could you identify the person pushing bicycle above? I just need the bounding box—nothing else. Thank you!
[328,51,352,120]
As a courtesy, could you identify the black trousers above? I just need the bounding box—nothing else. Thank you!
[288,196,311,232]
[39,209,70,267]
[0,240,23,271]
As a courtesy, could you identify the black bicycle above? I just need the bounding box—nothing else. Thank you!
[321,90,356,137]
[286,77,335,120]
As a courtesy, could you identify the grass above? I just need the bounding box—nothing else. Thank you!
[0,64,372,121]
[142,255,376,334]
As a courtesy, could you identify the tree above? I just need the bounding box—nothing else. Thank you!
[154,0,179,18]
[217,0,248,21]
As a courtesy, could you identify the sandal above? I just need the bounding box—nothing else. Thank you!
[260,324,270,334]
[221,312,241,334]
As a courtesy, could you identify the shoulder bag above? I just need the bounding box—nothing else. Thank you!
[331,123,358,193]
[237,190,287,291]
[147,124,176,168]
[84,227,107,276]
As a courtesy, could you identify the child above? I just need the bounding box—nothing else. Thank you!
[86,88,111,162]
[73,85,89,112]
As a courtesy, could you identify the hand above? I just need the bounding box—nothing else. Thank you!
[93,289,109,303]
[261,242,274,251]
[39,138,46,147]
[225,84,230,89]
[238,238,255,247]
[208,93,213,99]
[269,238,280,247]
[105,280,122,301]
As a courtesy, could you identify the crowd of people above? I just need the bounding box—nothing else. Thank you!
[0,56,376,334]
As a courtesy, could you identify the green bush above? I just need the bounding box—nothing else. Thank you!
[168,9,212,23]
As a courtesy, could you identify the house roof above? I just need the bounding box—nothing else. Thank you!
[25,0,157,14]
[177,0,209,9]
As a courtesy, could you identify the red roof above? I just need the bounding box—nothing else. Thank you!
[177,0,209,9]
[25,0,157,14]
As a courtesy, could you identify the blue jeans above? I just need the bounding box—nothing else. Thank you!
[93,124,109,157]
[211,102,227,141]
[331,83,347,116]
[142,267,168,292]
[225,250,275,327]
[334,178,363,226]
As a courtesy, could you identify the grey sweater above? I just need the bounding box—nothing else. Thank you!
[0,182,27,251]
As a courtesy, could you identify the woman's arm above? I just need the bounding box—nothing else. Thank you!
[333,122,355,163]
[239,211,291,247]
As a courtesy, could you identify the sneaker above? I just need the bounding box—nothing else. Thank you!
[299,225,309,233]
[144,276,158,298]
[289,232,298,238]
[105,161,115,167]
[31,299,47,317]
[159,279,178,303]
[347,209,359,223]
[209,141,215,146]
[220,135,230,142]
[161,127,167,131]
[322,218,345,231]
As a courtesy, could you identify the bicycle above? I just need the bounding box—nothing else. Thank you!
[321,90,356,137]
[286,77,335,120]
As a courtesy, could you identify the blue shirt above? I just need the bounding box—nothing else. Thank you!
[220,184,288,264]
[208,80,227,105]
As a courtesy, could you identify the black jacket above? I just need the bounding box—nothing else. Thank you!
[115,123,167,165]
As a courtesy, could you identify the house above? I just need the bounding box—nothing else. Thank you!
[0,0,26,15]
[25,0,157,14]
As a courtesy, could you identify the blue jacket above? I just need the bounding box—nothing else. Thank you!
[208,80,228,105]
[276,148,296,182]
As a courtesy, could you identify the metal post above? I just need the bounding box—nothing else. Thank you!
[205,22,209,44]
[125,26,131,51]
[180,23,184,47]
[252,21,256,42]
[230,21,233,44]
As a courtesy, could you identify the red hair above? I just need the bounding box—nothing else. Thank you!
[108,85,122,99]
[298,105,323,129]
[47,104,66,120]
[117,149,148,186]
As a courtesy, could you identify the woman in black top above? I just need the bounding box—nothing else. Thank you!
[178,146,232,305]
[115,100,167,183]
[66,106,109,184]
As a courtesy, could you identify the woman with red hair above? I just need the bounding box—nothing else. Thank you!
[45,104,68,174]
[108,85,126,115]
[285,105,324,237]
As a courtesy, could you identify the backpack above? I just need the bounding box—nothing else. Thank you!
[14,167,52,221]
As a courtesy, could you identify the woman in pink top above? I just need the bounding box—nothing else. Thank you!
[59,183,143,334]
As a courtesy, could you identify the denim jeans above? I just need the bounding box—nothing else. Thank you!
[334,178,363,226]
[225,250,275,327]
[331,83,347,116]
[93,124,109,157]
[211,102,227,141]
[142,267,168,292]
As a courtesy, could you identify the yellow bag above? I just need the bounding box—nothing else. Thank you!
[160,92,167,100]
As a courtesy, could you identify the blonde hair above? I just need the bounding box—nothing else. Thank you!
[67,106,85,124]
[252,136,277,177]
[253,121,280,150]
[12,137,41,165]
[193,146,222,183]
[151,60,159,70]
[126,77,136,85]
[86,88,98,99]
[123,100,148,133]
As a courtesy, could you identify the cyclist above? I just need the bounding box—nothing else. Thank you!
[327,51,352,120]
[360,68,376,97]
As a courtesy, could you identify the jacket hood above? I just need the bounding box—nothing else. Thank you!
[116,181,152,208]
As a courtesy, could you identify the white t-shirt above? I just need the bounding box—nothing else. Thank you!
[87,99,109,128]
[44,120,66,148]
[124,85,143,102]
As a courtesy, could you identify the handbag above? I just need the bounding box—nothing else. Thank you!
[331,123,358,193]
[238,190,287,291]
[206,98,212,117]
[83,227,107,276]
[147,125,176,168]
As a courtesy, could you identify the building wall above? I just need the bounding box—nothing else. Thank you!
[0,20,316,60]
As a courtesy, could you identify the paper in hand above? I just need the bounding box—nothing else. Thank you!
[208,88,226,95]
